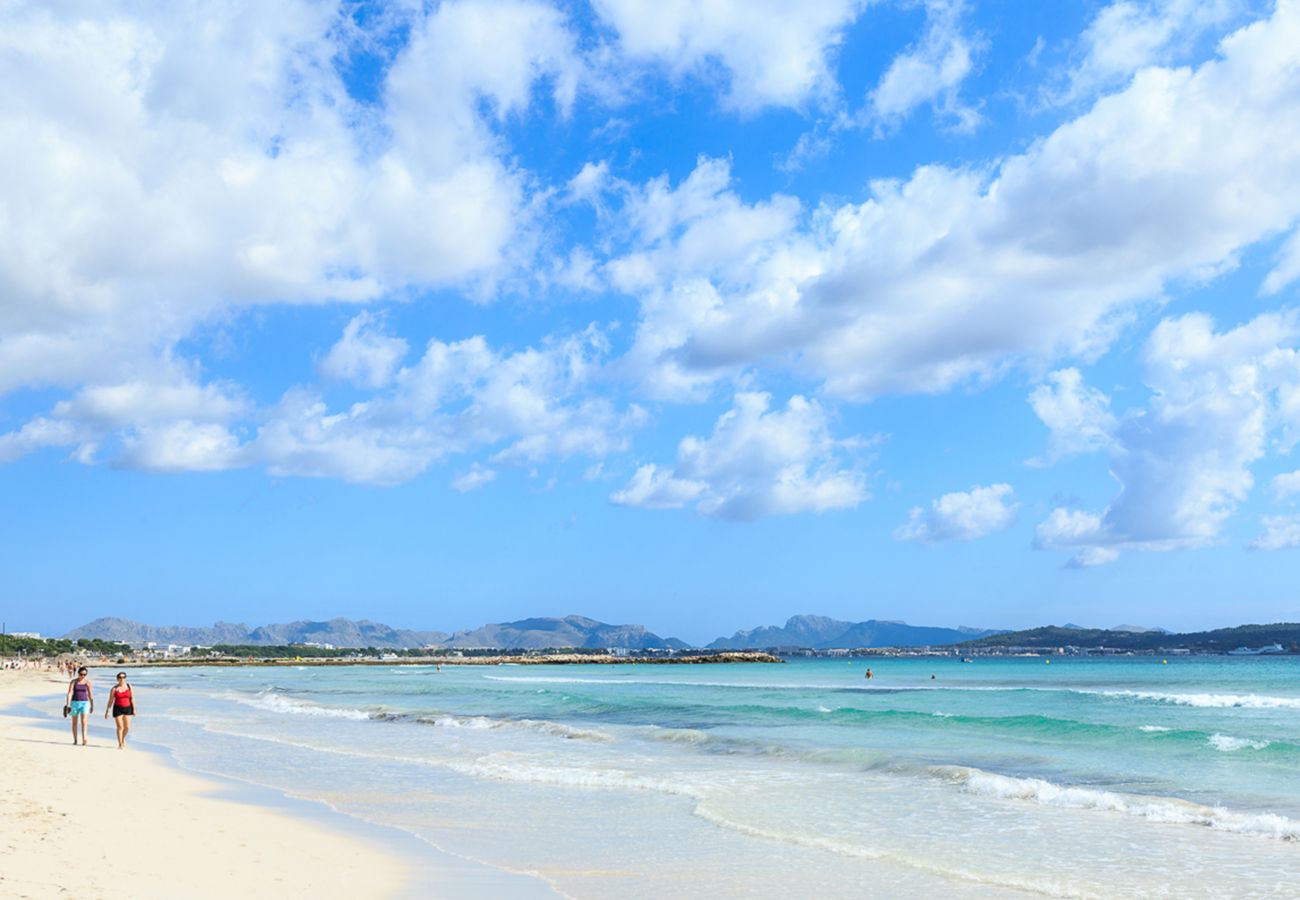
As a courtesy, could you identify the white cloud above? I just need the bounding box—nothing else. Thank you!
[1273,469,1300,501]
[0,322,643,485]
[610,464,706,510]
[252,390,436,486]
[605,157,805,293]
[1033,511,1121,567]
[247,325,643,484]
[1034,507,1109,567]
[868,0,980,130]
[1051,0,1247,106]
[598,156,819,400]
[0,417,82,464]
[1070,546,1123,568]
[0,360,248,470]
[592,0,866,111]
[1034,310,1300,565]
[895,483,1017,543]
[318,313,410,389]
[611,392,868,520]
[53,369,248,429]
[1249,514,1300,550]
[0,0,583,396]
[451,463,498,493]
[610,2,1300,403]
[1262,226,1300,296]
[1028,368,1117,464]
[117,421,244,473]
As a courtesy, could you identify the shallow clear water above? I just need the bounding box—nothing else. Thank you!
[115,657,1300,898]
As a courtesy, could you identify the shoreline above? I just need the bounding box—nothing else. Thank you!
[120,651,783,667]
[0,670,555,900]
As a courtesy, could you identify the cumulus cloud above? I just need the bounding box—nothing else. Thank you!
[1273,469,1300,501]
[247,325,644,484]
[0,321,643,485]
[0,417,83,465]
[608,2,1300,403]
[1249,514,1300,550]
[0,0,582,396]
[1034,310,1300,565]
[318,313,410,389]
[895,483,1017,543]
[1028,368,1117,464]
[451,463,498,493]
[611,392,869,520]
[0,359,249,470]
[868,0,981,131]
[598,156,814,400]
[1262,226,1300,296]
[116,422,245,473]
[1049,0,1247,106]
[592,0,866,111]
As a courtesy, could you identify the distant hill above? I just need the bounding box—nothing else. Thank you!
[65,617,447,650]
[65,618,258,646]
[709,614,1001,650]
[440,615,688,650]
[63,614,686,651]
[957,622,1300,652]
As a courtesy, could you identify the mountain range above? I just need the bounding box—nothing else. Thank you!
[64,615,687,651]
[65,613,1004,651]
[708,614,1001,650]
[64,617,449,650]
[437,616,689,650]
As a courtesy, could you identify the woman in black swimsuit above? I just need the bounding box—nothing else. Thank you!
[105,672,136,749]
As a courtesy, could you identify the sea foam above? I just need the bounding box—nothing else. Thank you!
[938,766,1300,840]
[1093,690,1300,709]
[1208,733,1271,752]
[236,691,373,720]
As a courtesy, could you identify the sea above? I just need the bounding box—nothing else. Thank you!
[91,656,1300,898]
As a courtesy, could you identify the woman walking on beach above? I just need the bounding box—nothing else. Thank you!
[105,672,135,749]
[65,667,93,745]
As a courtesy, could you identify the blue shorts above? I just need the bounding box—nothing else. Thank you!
[69,700,90,717]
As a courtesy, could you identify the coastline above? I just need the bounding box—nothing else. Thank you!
[133,651,782,667]
[0,670,553,900]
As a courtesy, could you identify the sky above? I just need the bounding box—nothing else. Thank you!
[3,0,1300,644]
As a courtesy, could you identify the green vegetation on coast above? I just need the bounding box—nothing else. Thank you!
[173,647,781,665]
[0,635,130,658]
[957,622,1300,653]
[209,644,531,658]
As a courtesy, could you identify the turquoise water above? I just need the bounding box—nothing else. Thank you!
[110,657,1300,897]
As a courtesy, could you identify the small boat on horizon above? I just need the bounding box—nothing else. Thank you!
[1227,643,1285,656]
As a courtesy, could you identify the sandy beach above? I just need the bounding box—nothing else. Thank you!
[0,669,409,900]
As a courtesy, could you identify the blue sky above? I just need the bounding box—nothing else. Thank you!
[4,0,1300,643]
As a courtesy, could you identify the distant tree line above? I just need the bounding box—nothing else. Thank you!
[0,635,131,657]
[957,623,1300,653]
[209,644,518,658]
[206,644,671,658]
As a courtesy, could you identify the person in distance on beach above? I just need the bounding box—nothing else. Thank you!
[65,667,93,745]
[105,672,136,749]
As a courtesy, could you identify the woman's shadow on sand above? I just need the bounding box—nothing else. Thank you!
[6,737,114,748]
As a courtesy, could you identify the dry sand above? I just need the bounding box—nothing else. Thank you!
[0,670,409,900]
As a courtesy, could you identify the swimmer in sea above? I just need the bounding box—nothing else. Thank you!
[864,668,873,680]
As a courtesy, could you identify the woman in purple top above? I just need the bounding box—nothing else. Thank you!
[64,666,93,745]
